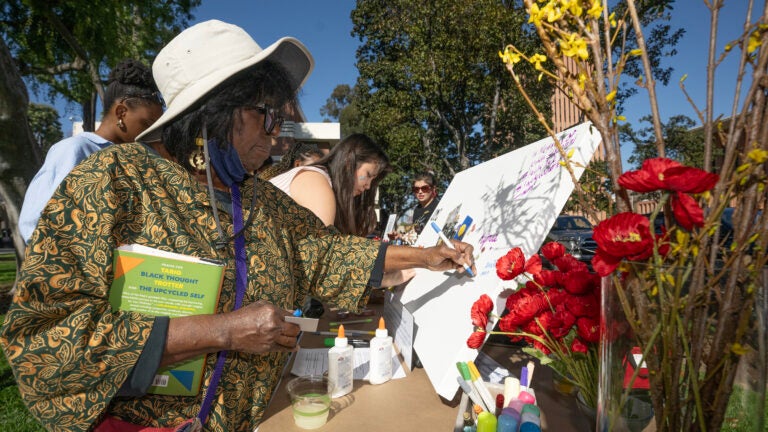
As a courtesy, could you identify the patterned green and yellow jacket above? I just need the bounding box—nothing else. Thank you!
[1,143,378,431]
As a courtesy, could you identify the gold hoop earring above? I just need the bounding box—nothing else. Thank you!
[188,137,206,171]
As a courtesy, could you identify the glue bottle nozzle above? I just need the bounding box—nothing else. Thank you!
[337,324,346,339]
[378,317,386,330]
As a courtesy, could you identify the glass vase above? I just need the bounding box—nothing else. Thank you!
[598,265,767,431]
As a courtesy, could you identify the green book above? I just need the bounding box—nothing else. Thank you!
[109,244,225,396]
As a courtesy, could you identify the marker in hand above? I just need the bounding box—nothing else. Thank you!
[430,222,474,277]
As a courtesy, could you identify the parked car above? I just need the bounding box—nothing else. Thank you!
[544,215,597,264]
[645,207,762,253]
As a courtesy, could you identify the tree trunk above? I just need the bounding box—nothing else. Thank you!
[81,91,97,132]
[0,38,41,265]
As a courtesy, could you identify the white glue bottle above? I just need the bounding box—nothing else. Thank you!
[368,317,393,384]
[328,324,354,398]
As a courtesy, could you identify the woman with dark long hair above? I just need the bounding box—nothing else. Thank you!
[269,134,416,285]
[269,133,390,236]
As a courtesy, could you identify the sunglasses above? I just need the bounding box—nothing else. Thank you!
[122,92,166,108]
[412,185,433,194]
[245,103,285,135]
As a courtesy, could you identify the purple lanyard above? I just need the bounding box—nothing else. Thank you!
[197,183,248,424]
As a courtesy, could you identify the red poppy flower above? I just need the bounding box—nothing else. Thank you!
[671,191,705,230]
[565,293,600,318]
[496,247,525,280]
[541,241,566,261]
[532,339,552,355]
[546,288,569,309]
[618,158,682,192]
[550,306,576,338]
[471,294,493,329]
[553,254,589,273]
[562,270,594,295]
[525,254,542,276]
[523,310,556,336]
[506,284,538,308]
[534,269,559,287]
[664,165,719,193]
[591,250,623,277]
[618,157,719,193]
[467,330,486,349]
[498,312,522,331]
[571,337,589,354]
[576,317,601,343]
[591,212,655,276]
[501,293,548,328]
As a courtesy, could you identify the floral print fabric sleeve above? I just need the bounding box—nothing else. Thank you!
[296,231,378,311]
[0,145,159,432]
[1,143,383,432]
[254,183,379,313]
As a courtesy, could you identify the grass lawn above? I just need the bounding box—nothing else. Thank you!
[0,253,44,432]
[723,384,768,431]
[0,255,16,285]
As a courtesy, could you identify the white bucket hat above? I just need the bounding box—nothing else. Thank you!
[136,19,314,143]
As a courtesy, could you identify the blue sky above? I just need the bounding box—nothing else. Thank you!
[193,0,359,123]
[48,1,762,144]
[191,0,762,127]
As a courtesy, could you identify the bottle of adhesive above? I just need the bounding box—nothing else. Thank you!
[327,324,354,398]
[368,317,393,384]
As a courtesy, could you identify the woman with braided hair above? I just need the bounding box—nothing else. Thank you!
[17,58,164,242]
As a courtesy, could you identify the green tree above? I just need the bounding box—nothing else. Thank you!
[562,159,613,218]
[2,0,199,131]
[320,84,366,136]
[320,84,353,120]
[351,0,552,215]
[0,38,38,261]
[621,114,712,169]
[27,103,63,155]
[0,1,199,260]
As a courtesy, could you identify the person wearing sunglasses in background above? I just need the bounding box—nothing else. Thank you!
[1,21,475,432]
[390,171,440,245]
[17,58,164,243]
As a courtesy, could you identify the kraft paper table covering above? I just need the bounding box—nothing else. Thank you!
[256,303,593,432]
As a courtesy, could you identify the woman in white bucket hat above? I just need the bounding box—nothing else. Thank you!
[1,20,475,432]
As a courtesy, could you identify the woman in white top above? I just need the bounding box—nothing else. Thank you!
[269,133,389,234]
[269,134,414,285]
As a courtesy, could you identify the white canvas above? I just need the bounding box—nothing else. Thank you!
[395,122,602,399]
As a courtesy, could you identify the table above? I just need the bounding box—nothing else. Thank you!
[256,305,592,431]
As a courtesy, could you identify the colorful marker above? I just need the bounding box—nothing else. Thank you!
[430,222,474,277]
[467,361,496,412]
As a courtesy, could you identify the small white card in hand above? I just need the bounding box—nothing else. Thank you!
[285,316,319,332]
